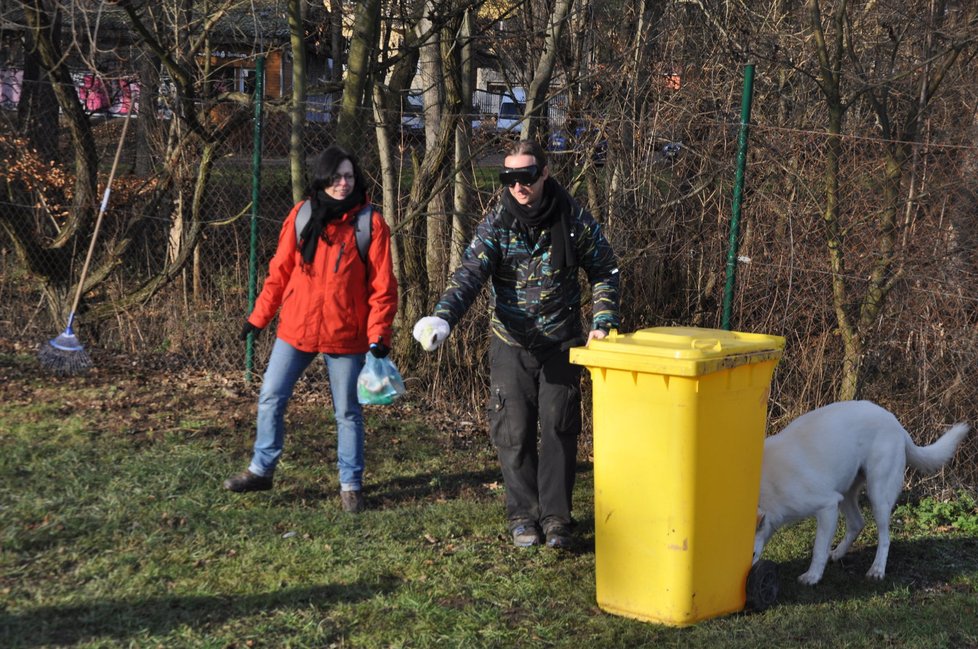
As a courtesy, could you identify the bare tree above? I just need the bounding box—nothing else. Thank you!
[520,0,573,141]
[806,0,978,399]
[8,1,99,320]
[364,0,483,345]
[0,1,270,325]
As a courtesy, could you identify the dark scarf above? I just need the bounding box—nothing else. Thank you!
[501,177,577,268]
[298,186,366,265]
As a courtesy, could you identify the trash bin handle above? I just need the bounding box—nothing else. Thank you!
[691,338,721,351]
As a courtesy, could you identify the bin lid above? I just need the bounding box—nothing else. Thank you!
[569,326,785,377]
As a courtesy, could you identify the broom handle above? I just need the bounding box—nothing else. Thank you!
[66,110,134,323]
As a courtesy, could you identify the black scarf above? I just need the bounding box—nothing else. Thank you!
[502,177,577,268]
[298,187,366,265]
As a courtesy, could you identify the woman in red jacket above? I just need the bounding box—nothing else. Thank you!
[223,145,398,513]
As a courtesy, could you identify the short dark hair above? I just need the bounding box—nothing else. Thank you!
[506,139,548,170]
[307,145,366,195]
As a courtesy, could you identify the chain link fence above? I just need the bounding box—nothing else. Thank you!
[2,76,977,491]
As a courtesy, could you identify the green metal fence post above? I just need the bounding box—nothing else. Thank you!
[721,63,756,331]
[245,55,266,381]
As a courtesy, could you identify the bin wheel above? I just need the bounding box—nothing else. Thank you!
[746,559,779,612]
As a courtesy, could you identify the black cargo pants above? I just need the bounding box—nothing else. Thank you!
[488,336,582,533]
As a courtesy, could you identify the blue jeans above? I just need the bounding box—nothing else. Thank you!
[248,338,366,491]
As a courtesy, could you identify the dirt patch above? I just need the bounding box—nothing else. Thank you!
[0,337,473,444]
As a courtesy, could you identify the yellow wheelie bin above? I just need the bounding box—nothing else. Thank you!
[569,326,784,626]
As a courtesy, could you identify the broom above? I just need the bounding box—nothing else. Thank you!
[38,111,133,376]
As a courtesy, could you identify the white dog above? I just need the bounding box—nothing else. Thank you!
[753,400,969,585]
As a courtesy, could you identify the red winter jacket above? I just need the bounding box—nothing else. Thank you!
[247,198,398,354]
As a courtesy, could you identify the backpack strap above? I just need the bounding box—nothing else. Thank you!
[352,204,373,263]
[295,201,373,263]
[295,200,312,245]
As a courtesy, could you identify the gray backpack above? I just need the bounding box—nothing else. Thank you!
[295,201,373,263]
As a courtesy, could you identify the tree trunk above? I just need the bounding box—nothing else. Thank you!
[522,0,574,142]
[337,0,381,151]
[401,102,456,350]
[330,0,344,117]
[288,0,306,203]
[808,0,862,400]
[372,83,403,320]
[451,7,475,271]
[17,29,60,165]
[419,1,447,295]
[135,51,161,177]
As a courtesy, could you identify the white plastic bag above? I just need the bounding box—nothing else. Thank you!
[357,355,406,405]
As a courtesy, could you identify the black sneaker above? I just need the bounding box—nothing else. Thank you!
[544,524,573,550]
[223,470,273,492]
[511,523,541,548]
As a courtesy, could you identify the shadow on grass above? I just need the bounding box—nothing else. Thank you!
[0,578,399,648]
[274,465,505,509]
[367,460,598,510]
[768,535,978,609]
[375,464,505,500]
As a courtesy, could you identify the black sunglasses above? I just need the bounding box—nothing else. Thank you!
[498,165,542,187]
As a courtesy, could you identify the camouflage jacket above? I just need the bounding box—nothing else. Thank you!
[433,190,620,353]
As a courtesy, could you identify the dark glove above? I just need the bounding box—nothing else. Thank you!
[240,320,262,341]
[369,341,390,358]
[559,336,588,352]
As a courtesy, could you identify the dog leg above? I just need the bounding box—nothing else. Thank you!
[865,481,900,580]
[863,451,905,580]
[830,479,865,561]
[798,504,840,585]
[865,505,892,580]
[753,513,778,565]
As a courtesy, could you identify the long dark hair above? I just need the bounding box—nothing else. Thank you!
[306,145,367,197]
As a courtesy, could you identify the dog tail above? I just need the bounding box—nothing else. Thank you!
[905,423,970,474]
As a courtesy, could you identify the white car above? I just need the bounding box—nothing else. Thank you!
[496,88,526,135]
[401,93,423,132]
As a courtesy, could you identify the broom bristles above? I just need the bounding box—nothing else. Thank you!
[38,325,92,376]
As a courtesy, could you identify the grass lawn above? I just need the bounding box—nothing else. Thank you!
[2,346,977,648]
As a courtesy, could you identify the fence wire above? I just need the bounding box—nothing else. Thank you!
[1,78,977,492]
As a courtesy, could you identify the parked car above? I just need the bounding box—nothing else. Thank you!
[547,125,607,165]
[306,94,332,123]
[656,141,683,162]
[547,130,571,151]
[496,88,526,135]
[401,93,424,132]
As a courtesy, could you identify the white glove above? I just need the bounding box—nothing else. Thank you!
[413,316,451,352]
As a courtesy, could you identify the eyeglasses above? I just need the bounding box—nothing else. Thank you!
[329,173,355,186]
[498,165,541,188]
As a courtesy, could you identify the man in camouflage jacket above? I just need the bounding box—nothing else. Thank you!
[413,140,620,549]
